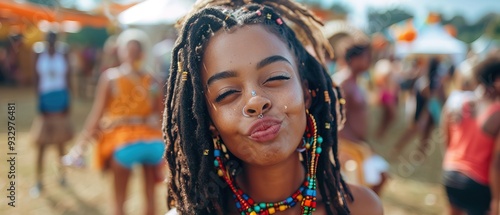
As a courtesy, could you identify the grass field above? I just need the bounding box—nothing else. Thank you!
[0,85,449,215]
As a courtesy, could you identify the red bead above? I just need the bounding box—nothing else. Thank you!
[303,200,312,206]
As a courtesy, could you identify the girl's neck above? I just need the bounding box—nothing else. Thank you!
[236,152,305,202]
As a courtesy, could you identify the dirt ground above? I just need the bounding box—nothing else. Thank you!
[0,86,449,215]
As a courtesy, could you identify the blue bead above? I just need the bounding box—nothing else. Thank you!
[242,194,249,200]
[214,150,221,157]
[306,189,314,196]
[316,147,322,154]
[290,201,296,207]
[236,202,241,208]
[317,136,323,143]
[286,197,293,203]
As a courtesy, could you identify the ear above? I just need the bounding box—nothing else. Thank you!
[302,80,312,109]
[209,123,219,137]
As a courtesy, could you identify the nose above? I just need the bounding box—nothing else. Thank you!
[243,94,271,117]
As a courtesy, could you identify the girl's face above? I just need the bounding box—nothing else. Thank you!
[201,25,310,166]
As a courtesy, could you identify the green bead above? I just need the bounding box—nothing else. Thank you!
[259,203,266,208]
[254,205,261,212]
[317,136,323,143]
[316,147,322,154]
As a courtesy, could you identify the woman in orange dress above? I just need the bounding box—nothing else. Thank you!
[64,29,164,215]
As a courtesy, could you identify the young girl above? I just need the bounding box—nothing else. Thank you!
[163,1,382,214]
[64,29,164,215]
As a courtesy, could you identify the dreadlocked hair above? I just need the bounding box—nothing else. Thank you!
[178,0,333,65]
[163,3,352,215]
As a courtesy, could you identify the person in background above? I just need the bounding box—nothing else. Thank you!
[30,31,73,197]
[373,58,399,140]
[441,55,500,215]
[332,40,390,195]
[5,33,24,86]
[393,57,445,155]
[63,29,165,215]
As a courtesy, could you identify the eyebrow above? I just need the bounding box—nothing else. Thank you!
[207,71,238,86]
[256,55,292,70]
[206,55,292,86]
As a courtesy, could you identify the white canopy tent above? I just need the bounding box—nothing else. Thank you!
[117,0,193,25]
[396,24,467,65]
[410,24,467,55]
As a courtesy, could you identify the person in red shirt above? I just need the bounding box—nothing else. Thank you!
[441,55,500,215]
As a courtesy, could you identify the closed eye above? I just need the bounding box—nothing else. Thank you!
[263,75,290,84]
[215,89,240,103]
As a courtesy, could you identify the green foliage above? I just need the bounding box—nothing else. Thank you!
[443,13,496,43]
[368,8,413,34]
[486,16,500,40]
[329,3,350,14]
[66,27,109,47]
[27,0,57,7]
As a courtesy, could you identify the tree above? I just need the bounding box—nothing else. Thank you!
[368,8,413,34]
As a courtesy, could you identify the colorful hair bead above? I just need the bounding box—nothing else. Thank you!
[256,10,261,16]
[266,13,272,20]
[276,18,283,25]
[324,91,330,103]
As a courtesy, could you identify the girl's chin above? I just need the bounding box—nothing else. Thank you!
[239,146,297,166]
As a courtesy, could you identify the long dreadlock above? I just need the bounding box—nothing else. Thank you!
[163,1,351,214]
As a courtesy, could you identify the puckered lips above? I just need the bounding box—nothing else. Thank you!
[247,117,282,142]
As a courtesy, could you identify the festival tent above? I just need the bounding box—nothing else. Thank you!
[0,0,110,29]
[410,24,467,55]
[395,24,468,64]
[117,0,193,25]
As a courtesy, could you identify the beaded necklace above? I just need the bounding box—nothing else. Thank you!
[213,113,322,215]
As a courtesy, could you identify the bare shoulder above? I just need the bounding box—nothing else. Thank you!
[346,184,383,215]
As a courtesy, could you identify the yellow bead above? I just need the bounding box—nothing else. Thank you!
[279,205,287,211]
[250,212,257,215]
[268,208,276,214]
[217,170,223,176]
[297,194,303,201]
